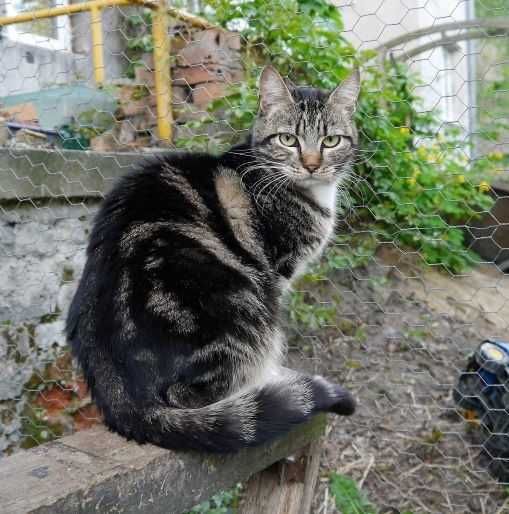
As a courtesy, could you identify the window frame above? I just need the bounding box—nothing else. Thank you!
[4,0,71,51]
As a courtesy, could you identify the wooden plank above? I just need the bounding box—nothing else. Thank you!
[239,436,324,514]
[0,415,326,514]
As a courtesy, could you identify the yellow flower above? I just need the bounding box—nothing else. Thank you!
[417,146,428,158]
[399,127,410,135]
[479,180,490,193]
[490,151,504,161]
[426,151,443,165]
[456,174,465,184]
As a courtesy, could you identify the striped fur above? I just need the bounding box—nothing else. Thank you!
[66,67,360,453]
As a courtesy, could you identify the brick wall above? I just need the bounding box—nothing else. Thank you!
[91,26,244,151]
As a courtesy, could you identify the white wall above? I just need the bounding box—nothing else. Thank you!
[0,5,129,97]
[335,0,474,136]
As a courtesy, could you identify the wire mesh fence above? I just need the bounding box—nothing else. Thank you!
[1,0,509,512]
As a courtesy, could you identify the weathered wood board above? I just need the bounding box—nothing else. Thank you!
[0,415,326,514]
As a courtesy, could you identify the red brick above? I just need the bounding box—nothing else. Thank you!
[116,85,156,117]
[134,67,155,87]
[118,100,156,118]
[172,65,234,86]
[191,82,229,107]
[176,29,238,67]
[2,102,38,124]
[225,31,242,51]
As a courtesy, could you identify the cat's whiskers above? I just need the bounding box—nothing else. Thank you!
[251,172,283,199]
[253,172,287,212]
[239,164,277,189]
[261,166,294,212]
[340,170,369,206]
[269,174,291,207]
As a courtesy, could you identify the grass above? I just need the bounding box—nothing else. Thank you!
[329,473,377,514]
[329,472,417,514]
[186,485,241,514]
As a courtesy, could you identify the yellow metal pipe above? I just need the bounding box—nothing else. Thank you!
[0,0,213,30]
[167,6,216,30]
[152,0,172,143]
[0,0,145,26]
[90,6,105,86]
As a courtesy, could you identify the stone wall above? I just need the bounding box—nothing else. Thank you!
[0,149,146,454]
[0,203,94,452]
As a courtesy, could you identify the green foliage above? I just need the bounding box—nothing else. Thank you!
[329,472,377,514]
[288,233,375,330]
[475,0,509,18]
[357,62,495,273]
[186,485,241,514]
[475,0,509,148]
[288,290,338,330]
[20,413,64,450]
[329,472,417,514]
[177,0,498,273]
[70,109,116,143]
[124,9,154,78]
[126,9,154,52]
[323,234,378,271]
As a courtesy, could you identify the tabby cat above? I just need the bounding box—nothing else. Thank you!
[67,66,360,453]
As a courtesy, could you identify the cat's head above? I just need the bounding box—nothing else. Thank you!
[252,66,360,186]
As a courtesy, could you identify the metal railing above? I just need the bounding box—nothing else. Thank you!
[0,0,215,143]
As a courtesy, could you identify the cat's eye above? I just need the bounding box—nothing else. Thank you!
[279,133,298,147]
[322,135,342,148]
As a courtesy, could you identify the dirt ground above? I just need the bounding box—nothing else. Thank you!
[288,247,509,514]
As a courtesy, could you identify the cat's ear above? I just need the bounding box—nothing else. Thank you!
[327,68,360,117]
[259,66,294,114]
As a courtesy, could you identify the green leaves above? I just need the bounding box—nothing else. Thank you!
[355,60,497,273]
[329,472,419,514]
[329,473,377,514]
[187,485,241,514]
[177,0,499,274]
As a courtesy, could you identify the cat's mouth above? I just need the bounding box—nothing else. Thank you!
[297,173,336,186]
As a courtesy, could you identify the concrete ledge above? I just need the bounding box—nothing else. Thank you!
[0,148,159,201]
[0,415,326,514]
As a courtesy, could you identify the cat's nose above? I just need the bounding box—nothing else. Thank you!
[305,163,320,173]
[302,154,321,173]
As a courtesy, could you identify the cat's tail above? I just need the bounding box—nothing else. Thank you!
[134,373,355,453]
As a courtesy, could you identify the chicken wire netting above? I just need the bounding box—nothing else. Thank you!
[1,0,509,512]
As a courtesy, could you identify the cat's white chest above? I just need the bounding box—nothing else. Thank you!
[308,181,338,213]
[291,182,337,280]
[307,181,337,245]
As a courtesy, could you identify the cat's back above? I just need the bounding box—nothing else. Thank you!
[95,151,220,235]
[68,148,272,350]
[68,150,230,340]
[86,148,264,290]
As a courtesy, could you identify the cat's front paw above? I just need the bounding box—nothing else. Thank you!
[328,384,356,415]
[313,375,356,416]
